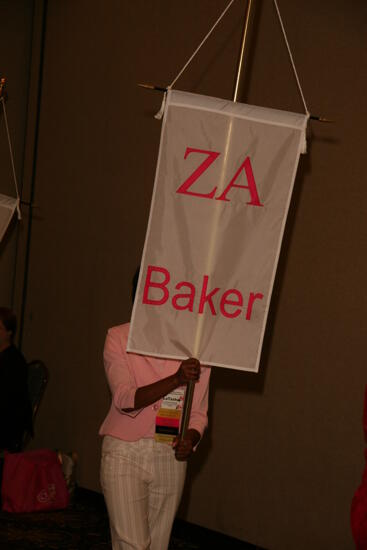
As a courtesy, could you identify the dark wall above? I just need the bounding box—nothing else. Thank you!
[2,1,366,549]
[0,0,34,306]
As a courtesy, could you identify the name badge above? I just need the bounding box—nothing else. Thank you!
[155,387,185,445]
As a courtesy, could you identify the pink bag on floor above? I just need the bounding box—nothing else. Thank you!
[1,448,70,513]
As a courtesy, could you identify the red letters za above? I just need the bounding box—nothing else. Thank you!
[176,147,263,206]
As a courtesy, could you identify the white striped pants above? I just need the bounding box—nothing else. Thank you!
[100,436,187,550]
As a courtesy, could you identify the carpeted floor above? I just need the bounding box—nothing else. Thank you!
[0,487,264,549]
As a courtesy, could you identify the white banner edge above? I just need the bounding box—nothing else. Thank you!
[126,345,258,373]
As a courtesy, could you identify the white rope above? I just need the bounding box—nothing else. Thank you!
[1,97,21,219]
[169,0,236,89]
[273,0,309,116]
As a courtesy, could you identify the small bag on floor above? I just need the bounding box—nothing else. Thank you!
[1,448,70,513]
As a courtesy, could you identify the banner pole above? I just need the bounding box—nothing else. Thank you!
[180,0,255,441]
[180,379,195,438]
[233,0,254,102]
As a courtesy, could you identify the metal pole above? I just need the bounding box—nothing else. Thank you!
[180,0,255,440]
[233,0,254,102]
[180,379,195,438]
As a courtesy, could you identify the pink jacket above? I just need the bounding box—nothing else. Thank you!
[99,323,211,441]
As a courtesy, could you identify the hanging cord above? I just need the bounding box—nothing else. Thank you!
[156,0,311,120]
[0,96,22,219]
[273,0,309,116]
[154,0,236,119]
[169,0,236,89]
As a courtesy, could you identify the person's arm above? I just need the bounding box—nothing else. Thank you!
[173,428,201,460]
[103,328,138,412]
[126,358,200,411]
[104,327,201,415]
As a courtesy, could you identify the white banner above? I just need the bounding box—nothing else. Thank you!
[127,90,308,372]
[0,193,18,243]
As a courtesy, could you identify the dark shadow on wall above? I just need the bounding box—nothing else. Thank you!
[185,10,245,96]
[0,215,18,306]
[0,214,17,259]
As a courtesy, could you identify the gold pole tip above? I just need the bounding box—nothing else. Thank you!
[318,117,335,123]
[138,83,155,90]
[310,115,335,123]
[138,83,167,93]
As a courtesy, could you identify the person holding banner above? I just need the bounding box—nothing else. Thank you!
[99,307,211,549]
